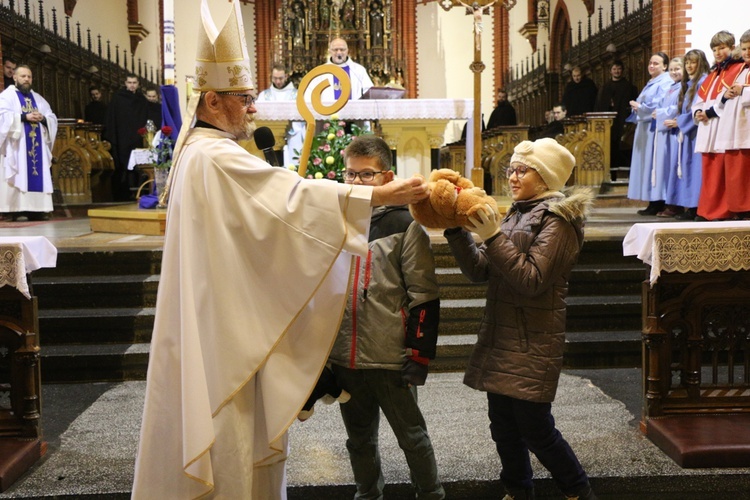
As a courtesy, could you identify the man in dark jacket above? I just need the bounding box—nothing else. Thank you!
[3,58,16,90]
[84,86,107,128]
[487,88,517,129]
[328,135,445,500]
[562,66,598,116]
[105,74,149,200]
[596,60,639,173]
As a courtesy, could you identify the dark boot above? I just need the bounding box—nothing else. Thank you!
[637,202,658,216]
[674,207,697,221]
[566,484,598,500]
[637,200,665,216]
[502,487,535,500]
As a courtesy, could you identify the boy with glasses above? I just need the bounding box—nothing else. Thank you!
[328,135,445,499]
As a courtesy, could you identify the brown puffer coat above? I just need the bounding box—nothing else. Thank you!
[445,187,594,403]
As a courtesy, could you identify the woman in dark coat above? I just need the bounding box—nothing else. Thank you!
[444,138,597,500]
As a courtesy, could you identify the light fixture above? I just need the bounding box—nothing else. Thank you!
[87,65,99,73]
[563,63,572,72]
[606,43,617,53]
[38,43,52,53]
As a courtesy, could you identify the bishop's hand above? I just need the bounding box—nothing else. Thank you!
[371,176,429,207]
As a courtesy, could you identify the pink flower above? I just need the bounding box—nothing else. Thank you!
[336,129,345,137]
[322,144,331,152]
[306,175,314,179]
[323,123,331,129]
[313,157,322,165]
[327,171,336,179]
[338,121,346,126]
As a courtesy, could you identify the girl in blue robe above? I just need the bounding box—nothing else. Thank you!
[654,58,684,217]
[627,52,674,215]
[671,50,710,220]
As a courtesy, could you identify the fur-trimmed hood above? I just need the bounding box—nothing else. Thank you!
[547,186,595,223]
[506,186,595,248]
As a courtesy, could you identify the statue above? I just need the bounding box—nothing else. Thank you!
[291,1,306,48]
[319,0,331,30]
[369,1,384,47]
[341,0,355,29]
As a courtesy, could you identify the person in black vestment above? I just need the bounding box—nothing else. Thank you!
[3,58,16,89]
[84,86,107,128]
[105,74,149,201]
[595,60,639,175]
[486,88,517,129]
[539,104,566,139]
[144,87,163,129]
[562,66,598,116]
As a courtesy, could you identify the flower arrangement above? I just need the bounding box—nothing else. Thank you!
[292,115,369,181]
[153,126,174,170]
[139,125,174,170]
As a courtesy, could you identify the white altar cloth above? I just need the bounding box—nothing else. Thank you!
[0,236,57,298]
[623,221,750,285]
[127,148,157,171]
[254,99,475,173]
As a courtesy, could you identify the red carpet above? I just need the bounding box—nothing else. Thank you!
[0,220,53,228]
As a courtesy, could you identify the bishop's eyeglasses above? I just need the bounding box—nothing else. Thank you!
[344,170,386,182]
[217,92,256,107]
[505,165,530,179]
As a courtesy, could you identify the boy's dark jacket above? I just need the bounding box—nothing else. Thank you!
[329,205,439,386]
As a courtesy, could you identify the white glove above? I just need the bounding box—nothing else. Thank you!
[464,204,501,241]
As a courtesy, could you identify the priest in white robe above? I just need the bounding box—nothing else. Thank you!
[306,37,374,102]
[131,2,428,498]
[257,64,304,167]
[0,64,57,220]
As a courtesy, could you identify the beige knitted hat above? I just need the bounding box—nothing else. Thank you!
[510,138,575,191]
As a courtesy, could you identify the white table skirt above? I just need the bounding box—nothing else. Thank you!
[623,221,750,285]
[0,236,57,298]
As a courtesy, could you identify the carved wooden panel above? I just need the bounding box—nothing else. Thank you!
[272,0,404,88]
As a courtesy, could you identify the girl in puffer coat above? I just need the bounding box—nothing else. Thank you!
[444,138,597,500]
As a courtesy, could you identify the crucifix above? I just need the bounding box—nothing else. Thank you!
[440,0,516,188]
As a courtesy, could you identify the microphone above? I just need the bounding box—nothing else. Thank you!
[254,126,280,166]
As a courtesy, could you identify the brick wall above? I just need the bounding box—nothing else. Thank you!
[652,0,691,59]
[493,5,510,91]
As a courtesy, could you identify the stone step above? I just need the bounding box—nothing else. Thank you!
[437,264,646,299]
[31,235,646,382]
[432,330,642,372]
[34,275,160,309]
[37,328,643,383]
[39,307,156,344]
[33,250,163,277]
[40,343,150,383]
[439,295,641,332]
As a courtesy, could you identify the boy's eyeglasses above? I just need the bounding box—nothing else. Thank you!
[344,170,386,182]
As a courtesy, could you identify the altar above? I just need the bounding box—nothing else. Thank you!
[0,236,57,490]
[253,99,474,179]
[623,221,750,467]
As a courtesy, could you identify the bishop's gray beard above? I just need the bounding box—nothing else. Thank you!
[234,115,256,141]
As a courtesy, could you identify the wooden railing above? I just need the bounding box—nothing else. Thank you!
[0,2,159,120]
[439,113,615,194]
